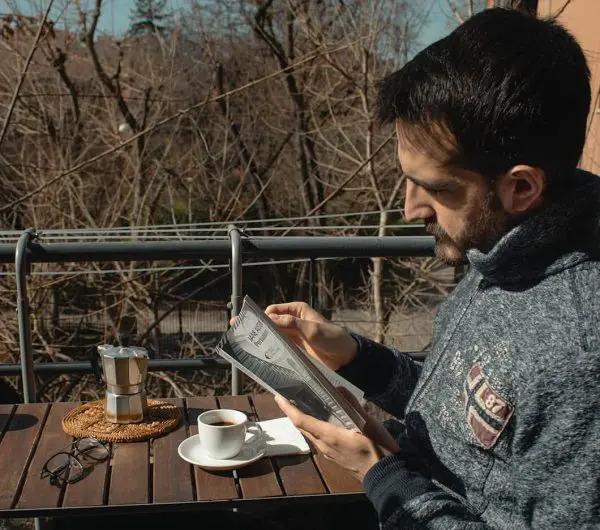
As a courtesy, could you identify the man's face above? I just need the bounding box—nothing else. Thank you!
[397,134,509,265]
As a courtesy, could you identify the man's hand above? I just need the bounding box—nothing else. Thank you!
[275,391,400,483]
[265,302,358,371]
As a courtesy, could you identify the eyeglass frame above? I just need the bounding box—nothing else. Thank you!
[40,437,110,487]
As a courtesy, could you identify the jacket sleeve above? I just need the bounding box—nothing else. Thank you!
[362,350,600,529]
[364,455,490,529]
[336,334,422,419]
[507,348,600,527]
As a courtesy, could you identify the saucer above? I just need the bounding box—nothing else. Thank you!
[178,434,266,471]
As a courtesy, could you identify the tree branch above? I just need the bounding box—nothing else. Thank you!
[0,0,54,152]
[0,39,359,212]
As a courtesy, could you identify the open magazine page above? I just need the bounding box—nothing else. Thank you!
[216,296,365,432]
[304,350,364,404]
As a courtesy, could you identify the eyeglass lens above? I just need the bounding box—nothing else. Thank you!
[44,453,84,485]
[74,437,109,462]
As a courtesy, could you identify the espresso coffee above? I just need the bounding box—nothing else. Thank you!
[198,409,256,458]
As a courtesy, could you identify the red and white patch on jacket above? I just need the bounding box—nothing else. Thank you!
[463,364,513,449]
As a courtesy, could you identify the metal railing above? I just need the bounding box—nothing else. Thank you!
[0,228,435,402]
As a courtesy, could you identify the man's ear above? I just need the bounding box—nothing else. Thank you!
[496,165,545,215]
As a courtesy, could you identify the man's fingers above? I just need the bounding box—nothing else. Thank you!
[298,428,320,448]
[271,314,321,338]
[267,313,298,329]
[232,313,297,331]
[268,315,324,350]
[275,394,312,429]
[275,395,332,437]
[299,429,337,460]
[361,418,401,454]
[267,315,306,346]
[265,302,329,324]
[335,388,400,454]
[265,302,308,319]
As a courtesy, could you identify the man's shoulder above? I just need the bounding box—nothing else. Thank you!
[465,258,600,373]
[509,257,600,375]
[536,254,600,306]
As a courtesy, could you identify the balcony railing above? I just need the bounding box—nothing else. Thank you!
[0,227,435,402]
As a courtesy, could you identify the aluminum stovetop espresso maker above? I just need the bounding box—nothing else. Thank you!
[97,344,149,424]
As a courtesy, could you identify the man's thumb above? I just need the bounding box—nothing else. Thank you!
[268,313,296,328]
[268,314,306,341]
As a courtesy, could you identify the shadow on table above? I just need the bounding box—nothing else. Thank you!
[1,413,38,431]
[275,454,312,466]
[186,407,209,421]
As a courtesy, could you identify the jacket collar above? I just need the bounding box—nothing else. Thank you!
[467,170,600,286]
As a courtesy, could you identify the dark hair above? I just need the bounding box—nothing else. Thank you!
[377,8,590,193]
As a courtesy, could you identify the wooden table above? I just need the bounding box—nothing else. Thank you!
[0,394,365,519]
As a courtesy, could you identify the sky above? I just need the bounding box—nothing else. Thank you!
[0,0,454,47]
[0,0,186,35]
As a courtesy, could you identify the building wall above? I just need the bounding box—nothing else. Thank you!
[538,0,600,174]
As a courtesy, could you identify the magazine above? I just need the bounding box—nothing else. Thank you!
[215,296,366,432]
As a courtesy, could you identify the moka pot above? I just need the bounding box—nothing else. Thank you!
[97,345,148,424]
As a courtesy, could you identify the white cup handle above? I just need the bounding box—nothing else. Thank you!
[246,422,264,446]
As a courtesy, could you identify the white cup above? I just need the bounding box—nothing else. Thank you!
[197,409,263,459]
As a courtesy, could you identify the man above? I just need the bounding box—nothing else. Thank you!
[266,8,600,529]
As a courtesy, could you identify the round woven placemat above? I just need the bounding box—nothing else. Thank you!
[62,399,181,442]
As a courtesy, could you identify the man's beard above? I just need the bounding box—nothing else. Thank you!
[426,191,509,266]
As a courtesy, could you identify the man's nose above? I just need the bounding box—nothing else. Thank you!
[403,180,435,222]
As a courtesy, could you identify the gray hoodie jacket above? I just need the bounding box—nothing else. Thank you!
[339,170,600,529]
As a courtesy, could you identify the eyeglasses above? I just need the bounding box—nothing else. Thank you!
[40,437,110,487]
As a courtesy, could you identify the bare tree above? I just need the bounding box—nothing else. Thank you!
[0,0,443,401]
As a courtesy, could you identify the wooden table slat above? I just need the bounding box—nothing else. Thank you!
[311,452,363,493]
[216,394,253,414]
[0,404,15,442]
[0,403,50,509]
[108,441,149,505]
[218,395,282,499]
[16,402,78,510]
[0,395,364,517]
[152,398,194,504]
[62,441,110,509]
[245,394,361,493]
[247,393,281,420]
[251,393,326,496]
[186,397,238,501]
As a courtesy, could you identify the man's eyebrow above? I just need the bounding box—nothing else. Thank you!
[405,174,452,191]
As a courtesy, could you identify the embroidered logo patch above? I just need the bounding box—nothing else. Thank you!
[463,364,513,449]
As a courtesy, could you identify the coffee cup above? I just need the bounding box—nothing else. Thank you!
[197,409,263,459]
